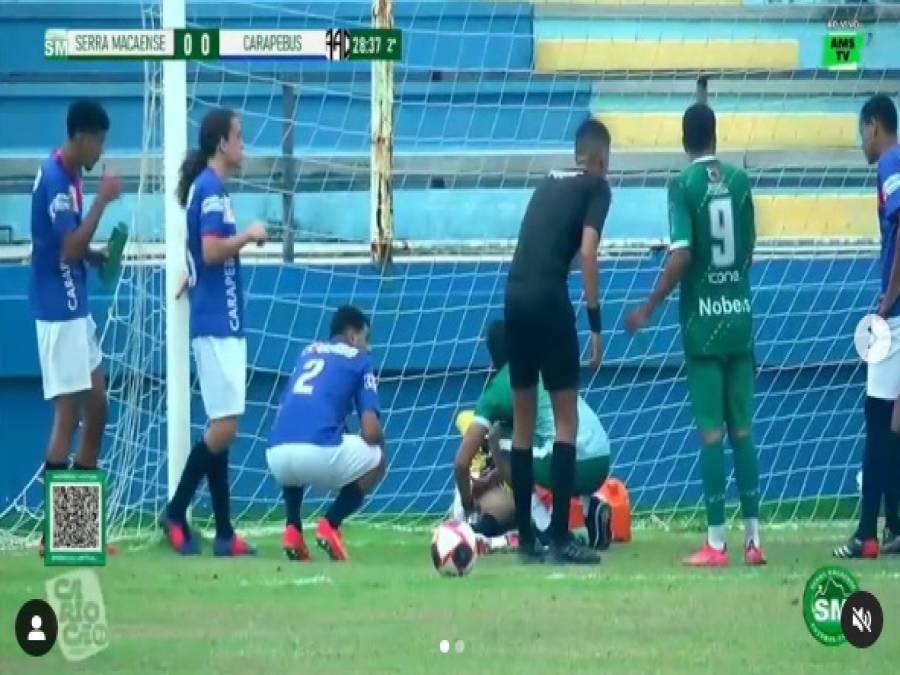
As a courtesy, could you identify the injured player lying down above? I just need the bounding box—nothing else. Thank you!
[451,320,613,553]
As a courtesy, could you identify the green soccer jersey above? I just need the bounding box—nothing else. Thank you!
[472,365,555,448]
[669,156,756,357]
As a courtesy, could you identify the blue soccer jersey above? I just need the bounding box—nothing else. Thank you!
[269,340,381,447]
[30,151,88,321]
[185,167,244,338]
[877,143,900,319]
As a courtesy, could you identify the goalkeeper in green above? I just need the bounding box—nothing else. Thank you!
[625,103,765,567]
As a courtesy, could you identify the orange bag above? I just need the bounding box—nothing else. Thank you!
[595,478,631,543]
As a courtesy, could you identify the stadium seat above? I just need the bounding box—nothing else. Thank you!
[755,194,877,239]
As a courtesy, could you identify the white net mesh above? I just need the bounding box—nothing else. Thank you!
[3,0,896,549]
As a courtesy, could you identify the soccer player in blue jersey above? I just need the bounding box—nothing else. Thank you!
[834,94,900,558]
[161,108,266,557]
[30,99,122,557]
[266,306,386,562]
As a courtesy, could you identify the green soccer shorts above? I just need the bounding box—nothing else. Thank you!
[684,352,755,433]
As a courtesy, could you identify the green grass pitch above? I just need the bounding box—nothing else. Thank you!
[1,525,897,674]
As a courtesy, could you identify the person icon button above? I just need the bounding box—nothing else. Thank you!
[15,599,57,657]
[28,615,46,642]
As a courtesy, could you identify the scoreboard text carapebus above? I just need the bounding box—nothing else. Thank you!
[45,28,401,61]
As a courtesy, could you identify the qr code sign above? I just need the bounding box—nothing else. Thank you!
[51,484,102,551]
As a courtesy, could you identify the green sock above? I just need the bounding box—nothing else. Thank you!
[700,438,726,528]
[731,433,760,519]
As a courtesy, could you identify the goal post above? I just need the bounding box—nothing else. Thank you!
[161,0,190,502]
[371,0,395,268]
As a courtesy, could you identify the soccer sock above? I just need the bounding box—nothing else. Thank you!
[207,449,234,540]
[167,439,213,526]
[472,514,503,537]
[856,397,891,541]
[72,461,95,471]
[882,429,900,535]
[510,448,534,545]
[325,482,363,529]
[730,433,761,546]
[283,486,304,531]
[549,441,576,546]
[700,437,727,550]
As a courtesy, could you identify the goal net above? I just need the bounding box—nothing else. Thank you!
[2,0,894,548]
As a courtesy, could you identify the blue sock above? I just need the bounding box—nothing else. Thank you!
[168,440,212,525]
[207,449,234,540]
[283,486,304,530]
[325,482,363,529]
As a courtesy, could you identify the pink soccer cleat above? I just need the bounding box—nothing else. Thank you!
[683,542,730,567]
[282,524,311,562]
[744,543,767,566]
[315,519,349,561]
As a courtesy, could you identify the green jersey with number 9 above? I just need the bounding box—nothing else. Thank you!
[668,156,755,357]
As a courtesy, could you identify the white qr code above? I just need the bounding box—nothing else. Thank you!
[51,484,102,551]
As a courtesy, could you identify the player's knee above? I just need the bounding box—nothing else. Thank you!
[207,417,239,450]
[701,428,723,446]
[728,426,750,441]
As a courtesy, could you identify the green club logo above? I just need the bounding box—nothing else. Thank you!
[803,566,860,646]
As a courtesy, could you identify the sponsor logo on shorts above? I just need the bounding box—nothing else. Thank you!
[60,263,78,311]
[698,296,751,317]
[224,257,240,331]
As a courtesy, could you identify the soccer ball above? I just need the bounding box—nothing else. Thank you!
[430,520,478,577]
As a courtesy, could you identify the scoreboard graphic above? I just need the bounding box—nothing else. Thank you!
[45,28,402,61]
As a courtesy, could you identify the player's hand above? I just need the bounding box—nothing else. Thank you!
[625,306,650,334]
[98,173,122,205]
[85,247,108,268]
[245,221,267,246]
[587,331,602,370]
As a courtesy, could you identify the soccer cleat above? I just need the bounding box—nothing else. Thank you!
[585,496,613,551]
[743,543,767,566]
[550,539,602,565]
[683,542,730,567]
[213,534,257,557]
[882,527,900,555]
[833,536,878,559]
[315,519,349,561]
[475,534,489,556]
[516,539,547,565]
[282,524,311,562]
[160,511,201,555]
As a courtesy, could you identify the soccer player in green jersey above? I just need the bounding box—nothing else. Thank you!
[625,103,765,567]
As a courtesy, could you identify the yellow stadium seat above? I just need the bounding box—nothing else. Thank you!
[755,194,877,239]
[597,112,857,150]
[536,39,799,72]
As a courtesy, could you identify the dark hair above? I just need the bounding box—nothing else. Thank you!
[485,320,508,371]
[682,103,717,154]
[176,107,236,207]
[860,94,898,135]
[575,118,611,163]
[330,305,369,338]
[66,99,109,139]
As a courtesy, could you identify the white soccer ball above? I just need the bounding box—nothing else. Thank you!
[430,520,478,577]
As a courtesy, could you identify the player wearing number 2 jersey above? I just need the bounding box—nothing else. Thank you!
[267,306,387,562]
[626,103,764,567]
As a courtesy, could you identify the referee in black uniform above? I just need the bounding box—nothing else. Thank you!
[504,118,611,564]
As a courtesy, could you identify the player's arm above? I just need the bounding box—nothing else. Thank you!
[60,174,121,263]
[626,178,692,333]
[453,420,488,514]
[198,193,267,265]
[355,361,384,448]
[878,163,900,317]
[582,181,611,367]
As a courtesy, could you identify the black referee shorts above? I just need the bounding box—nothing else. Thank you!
[503,284,579,392]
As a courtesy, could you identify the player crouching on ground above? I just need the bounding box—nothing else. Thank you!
[266,306,386,562]
[452,320,613,554]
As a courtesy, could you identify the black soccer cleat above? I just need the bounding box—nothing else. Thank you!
[517,539,547,565]
[882,527,900,555]
[585,496,612,551]
[550,539,602,565]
